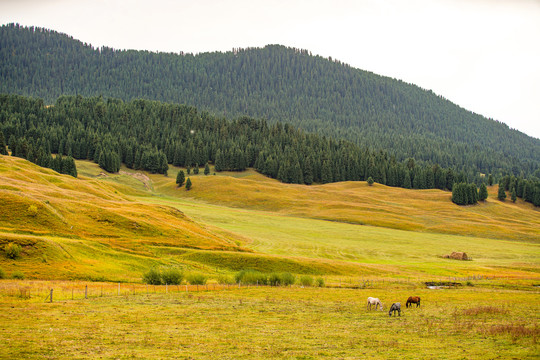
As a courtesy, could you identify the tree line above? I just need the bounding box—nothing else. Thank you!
[1,93,485,192]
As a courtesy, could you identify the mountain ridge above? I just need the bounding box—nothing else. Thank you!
[1,23,539,177]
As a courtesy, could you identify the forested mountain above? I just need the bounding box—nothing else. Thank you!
[1,23,539,177]
[0,93,470,191]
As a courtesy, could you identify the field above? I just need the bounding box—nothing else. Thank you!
[0,281,538,359]
[0,156,539,358]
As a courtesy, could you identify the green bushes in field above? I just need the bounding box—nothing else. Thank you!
[300,275,314,287]
[161,268,183,285]
[269,272,295,286]
[186,272,207,285]
[142,268,162,285]
[316,277,325,287]
[235,270,268,285]
[143,267,184,285]
[12,271,25,279]
[4,242,22,259]
[217,274,235,285]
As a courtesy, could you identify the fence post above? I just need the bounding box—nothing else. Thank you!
[185,284,188,293]
[85,285,88,299]
[50,288,53,303]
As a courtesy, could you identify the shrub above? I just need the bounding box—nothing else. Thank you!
[161,267,183,285]
[316,277,325,287]
[281,272,295,286]
[235,270,267,285]
[27,204,38,217]
[5,242,22,259]
[217,274,235,285]
[269,272,295,286]
[12,270,25,279]
[186,272,207,285]
[0,267,5,279]
[299,275,314,287]
[367,177,374,186]
[143,267,162,285]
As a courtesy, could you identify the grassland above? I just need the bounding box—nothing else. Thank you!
[1,156,539,359]
[0,281,538,359]
[1,157,539,281]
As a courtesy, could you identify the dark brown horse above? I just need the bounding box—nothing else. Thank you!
[406,296,421,308]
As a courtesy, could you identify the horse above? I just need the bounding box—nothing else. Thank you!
[406,296,421,308]
[367,297,383,311]
[389,302,401,316]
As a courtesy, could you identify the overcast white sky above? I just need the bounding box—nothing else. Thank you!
[1,0,539,139]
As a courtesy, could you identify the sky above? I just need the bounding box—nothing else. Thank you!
[1,0,539,139]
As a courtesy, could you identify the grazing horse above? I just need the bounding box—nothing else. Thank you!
[389,302,401,316]
[367,297,383,311]
[406,296,421,308]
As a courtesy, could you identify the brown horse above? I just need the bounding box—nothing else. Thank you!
[406,296,421,308]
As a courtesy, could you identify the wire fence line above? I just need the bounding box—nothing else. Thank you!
[0,274,510,303]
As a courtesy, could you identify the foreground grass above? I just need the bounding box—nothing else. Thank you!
[0,284,538,359]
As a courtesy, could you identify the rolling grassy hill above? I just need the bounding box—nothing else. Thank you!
[1,156,538,281]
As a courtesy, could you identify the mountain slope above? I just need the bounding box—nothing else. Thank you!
[1,23,538,176]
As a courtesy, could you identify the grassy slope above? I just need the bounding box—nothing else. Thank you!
[154,166,540,243]
[0,156,243,281]
[1,157,539,280]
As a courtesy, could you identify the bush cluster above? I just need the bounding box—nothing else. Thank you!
[142,267,183,285]
[185,272,207,285]
[235,270,268,285]
[235,270,297,286]
[4,242,22,259]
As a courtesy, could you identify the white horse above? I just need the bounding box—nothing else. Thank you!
[367,297,383,311]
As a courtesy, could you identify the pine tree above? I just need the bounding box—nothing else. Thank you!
[193,163,199,174]
[488,174,493,186]
[176,170,185,186]
[511,187,517,203]
[478,183,488,201]
[497,184,506,201]
[367,176,374,186]
[185,177,192,190]
[0,131,7,155]
[204,163,210,175]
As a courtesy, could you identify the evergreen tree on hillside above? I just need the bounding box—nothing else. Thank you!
[478,183,488,201]
[511,187,517,203]
[185,177,192,190]
[497,184,506,201]
[176,170,185,186]
[0,131,7,155]
[204,163,210,175]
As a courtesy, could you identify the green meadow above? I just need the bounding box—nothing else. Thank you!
[0,157,539,358]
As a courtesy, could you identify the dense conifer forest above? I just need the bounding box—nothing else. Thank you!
[1,24,539,179]
[0,93,474,190]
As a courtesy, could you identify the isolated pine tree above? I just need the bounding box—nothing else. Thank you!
[185,177,192,190]
[367,177,374,186]
[204,163,210,175]
[176,170,185,186]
